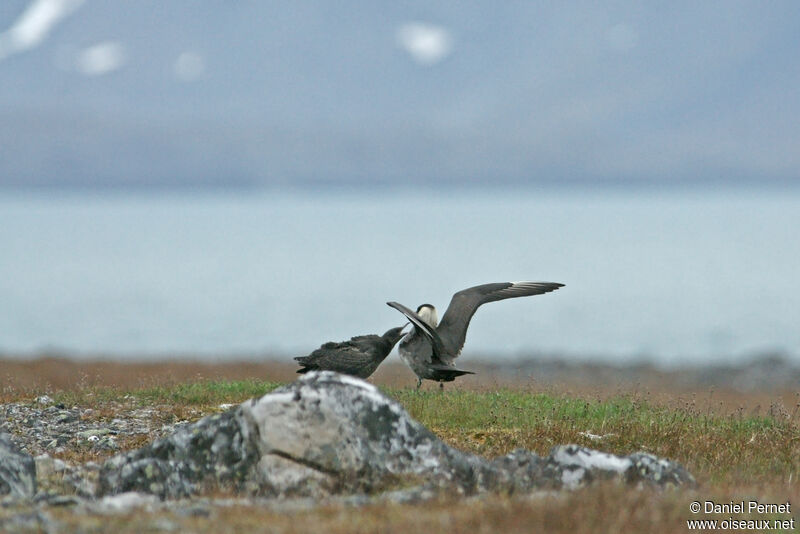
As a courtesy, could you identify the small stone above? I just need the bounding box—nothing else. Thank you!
[97,436,118,450]
[56,412,78,424]
[33,492,81,506]
[36,395,54,406]
[77,428,111,439]
[47,494,81,506]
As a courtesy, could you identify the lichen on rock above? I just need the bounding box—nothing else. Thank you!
[97,372,695,500]
[0,432,37,498]
[99,409,260,498]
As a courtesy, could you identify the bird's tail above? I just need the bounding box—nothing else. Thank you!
[430,364,474,379]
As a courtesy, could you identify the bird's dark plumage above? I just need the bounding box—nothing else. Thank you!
[387,281,564,388]
[294,326,406,379]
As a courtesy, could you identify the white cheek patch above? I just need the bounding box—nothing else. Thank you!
[417,306,439,328]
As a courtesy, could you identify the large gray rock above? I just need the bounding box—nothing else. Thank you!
[99,407,259,498]
[99,372,694,499]
[0,432,37,498]
[241,373,488,497]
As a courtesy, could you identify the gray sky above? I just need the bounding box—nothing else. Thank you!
[1,1,798,187]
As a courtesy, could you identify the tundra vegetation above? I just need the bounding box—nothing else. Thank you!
[1,359,798,533]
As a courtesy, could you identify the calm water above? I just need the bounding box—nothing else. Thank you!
[1,188,798,365]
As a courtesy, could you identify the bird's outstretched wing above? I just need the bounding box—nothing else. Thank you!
[386,301,447,361]
[438,281,564,358]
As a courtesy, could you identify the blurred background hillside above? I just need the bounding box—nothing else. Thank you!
[2,0,799,188]
[1,1,798,365]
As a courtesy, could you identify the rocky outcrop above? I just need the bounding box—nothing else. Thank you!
[98,372,695,499]
[99,408,260,498]
[0,397,184,458]
[0,432,36,498]
[486,446,694,492]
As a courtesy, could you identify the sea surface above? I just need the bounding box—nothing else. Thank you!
[1,187,798,365]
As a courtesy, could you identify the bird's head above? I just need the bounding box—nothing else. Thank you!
[383,326,408,345]
[416,303,439,328]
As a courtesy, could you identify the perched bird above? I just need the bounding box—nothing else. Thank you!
[294,326,406,379]
[387,281,564,389]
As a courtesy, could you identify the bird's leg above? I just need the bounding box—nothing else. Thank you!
[416,377,422,390]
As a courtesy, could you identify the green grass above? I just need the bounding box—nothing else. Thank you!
[6,378,800,534]
[390,388,798,484]
[50,379,283,409]
[30,380,800,485]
